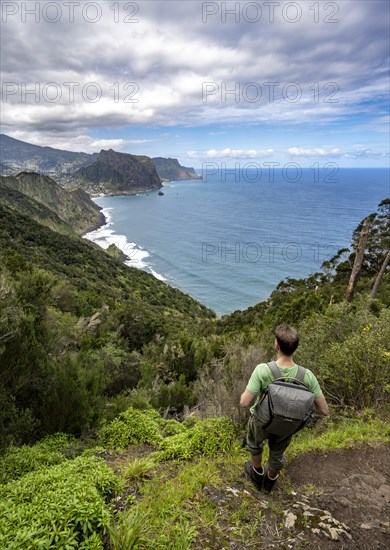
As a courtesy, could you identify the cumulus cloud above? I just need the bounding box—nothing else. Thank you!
[344,147,389,159]
[0,0,389,145]
[188,148,274,159]
[288,147,341,157]
[5,130,158,153]
[187,144,388,162]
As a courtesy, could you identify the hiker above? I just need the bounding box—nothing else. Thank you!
[240,324,329,493]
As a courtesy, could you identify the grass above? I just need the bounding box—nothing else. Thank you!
[121,457,157,482]
[289,414,390,459]
[110,414,389,547]
[2,413,389,548]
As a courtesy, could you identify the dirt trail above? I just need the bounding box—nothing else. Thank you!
[283,444,390,549]
[107,443,389,549]
[194,444,389,549]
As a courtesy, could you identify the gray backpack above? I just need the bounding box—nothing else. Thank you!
[253,362,315,437]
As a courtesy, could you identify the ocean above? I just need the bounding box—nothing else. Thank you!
[84,168,389,316]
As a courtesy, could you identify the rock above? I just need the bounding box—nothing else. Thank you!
[284,512,297,528]
[152,157,201,181]
[75,149,162,195]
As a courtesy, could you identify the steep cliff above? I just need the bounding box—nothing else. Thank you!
[152,157,200,181]
[74,149,162,195]
[0,172,104,234]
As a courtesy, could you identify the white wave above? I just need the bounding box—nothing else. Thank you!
[83,207,166,281]
[83,207,113,241]
[147,267,166,281]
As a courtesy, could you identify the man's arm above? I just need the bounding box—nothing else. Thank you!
[240,389,256,407]
[312,395,329,416]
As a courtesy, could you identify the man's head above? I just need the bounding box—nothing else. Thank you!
[274,324,300,356]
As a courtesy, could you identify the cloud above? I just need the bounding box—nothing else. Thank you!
[343,146,389,159]
[187,144,388,162]
[0,0,389,142]
[187,148,274,159]
[4,130,157,153]
[288,147,341,157]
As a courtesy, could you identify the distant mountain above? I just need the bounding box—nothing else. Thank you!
[0,134,92,181]
[0,134,195,193]
[74,149,162,195]
[152,157,200,181]
[0,172,104,234]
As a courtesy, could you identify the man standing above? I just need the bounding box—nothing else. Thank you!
[240,324,329,493]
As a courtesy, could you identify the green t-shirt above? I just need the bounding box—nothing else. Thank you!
[247,362,323,415]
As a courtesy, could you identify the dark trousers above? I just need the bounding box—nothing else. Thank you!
[247,416,293,471]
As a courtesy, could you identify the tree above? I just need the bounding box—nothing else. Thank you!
[370,249,390,303]
[345,217,371,302]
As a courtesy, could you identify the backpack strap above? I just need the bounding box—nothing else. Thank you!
[296,365,306,383]
[267,361,282,380]
[267,361,307,384]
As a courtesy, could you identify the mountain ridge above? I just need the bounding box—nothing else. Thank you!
[73,148,162,195]
[152,157,200,181]
[0,172,104,234]
[0,134,201,190]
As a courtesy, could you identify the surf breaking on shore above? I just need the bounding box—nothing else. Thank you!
[83,208,166,281]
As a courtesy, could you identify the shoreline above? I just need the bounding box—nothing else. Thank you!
[88,175,202,200]
[89,186,162,200]
[83,204,167,282]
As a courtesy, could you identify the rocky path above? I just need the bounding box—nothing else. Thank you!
[283,444,390,549]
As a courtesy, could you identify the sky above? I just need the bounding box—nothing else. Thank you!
[1,0,389,167]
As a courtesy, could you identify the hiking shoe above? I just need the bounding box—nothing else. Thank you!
[245,461,264,491]
[263,465,279,493]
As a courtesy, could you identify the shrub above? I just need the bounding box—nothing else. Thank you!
[297,299,390,410]
[0,455,121,549]
[99,407,163,450]
[159,419,188,437]
[0,433,75,484]
[182,416,200,429]
[194,341,266,425]
[155,417,237,461]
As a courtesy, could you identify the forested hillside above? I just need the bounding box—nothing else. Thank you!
[0,189,389,549]
[0,187,214,447]
[0,172,104,234]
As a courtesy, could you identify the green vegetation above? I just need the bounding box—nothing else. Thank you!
[0,197,214,447]
[74,149,162,195]
[0,183,75,236]
[152,157,200,181]
[0,455,120,549]
[0,172,104,234]
[100,408,163,450]
[297,297,390,410]
[155,417,236,461]
[290,413,390,457]
[0,179,389,547]
[98,407,237,461]
[0,409,388,548]
[0,434,74,484]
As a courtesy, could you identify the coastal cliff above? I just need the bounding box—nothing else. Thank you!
[74,149,162,195]
[152,157,200,181]
[0,172,104,234]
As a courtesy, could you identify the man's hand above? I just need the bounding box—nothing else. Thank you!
[312,395,329,416]
[240,389,256,407]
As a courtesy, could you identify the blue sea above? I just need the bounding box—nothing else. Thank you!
[84,168,389,316]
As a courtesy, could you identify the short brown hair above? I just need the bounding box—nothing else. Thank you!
[275,324,300,356]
